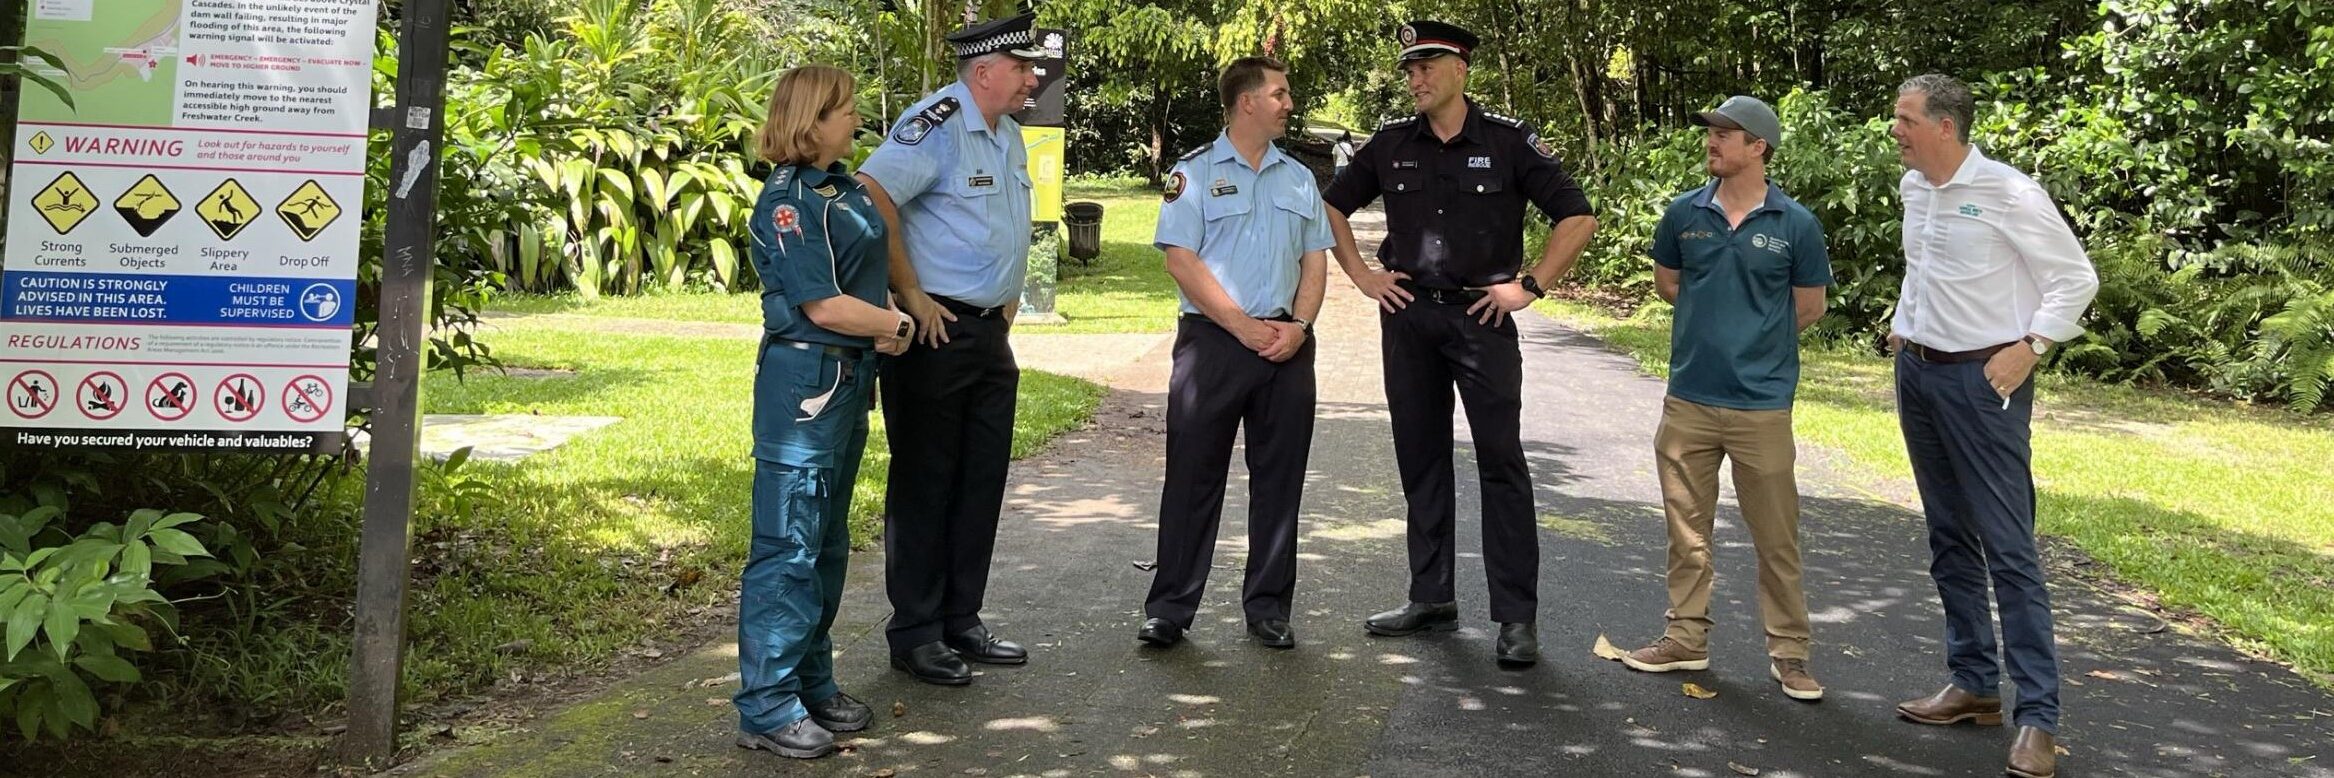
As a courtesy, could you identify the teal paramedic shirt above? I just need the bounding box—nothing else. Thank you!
[1650,180,1832,411]
[749,161,891,349]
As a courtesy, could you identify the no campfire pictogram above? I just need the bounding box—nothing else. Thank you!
[8,370,59,419]
[76,371,127,421]
[281,375,332,423]
[147,372,197,421]
[214,373,264,422]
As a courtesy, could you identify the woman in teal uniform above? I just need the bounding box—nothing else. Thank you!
[731,65,915,761]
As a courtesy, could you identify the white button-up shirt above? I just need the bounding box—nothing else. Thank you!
[1893,146,2099,352]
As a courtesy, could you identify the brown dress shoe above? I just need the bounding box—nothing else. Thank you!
[1896,684,2004,726]
[2007,726,2057,778]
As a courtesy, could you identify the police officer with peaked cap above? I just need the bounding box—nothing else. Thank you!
[854,12,1042,686]
[1320,20,1600,667]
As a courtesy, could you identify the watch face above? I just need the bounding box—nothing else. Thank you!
[2028,339,2048,355]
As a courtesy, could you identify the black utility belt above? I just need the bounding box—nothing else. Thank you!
[1394,279,1487,305]
[1180,312,1295,324]
[763,334,865,361]
[934,296,1004,319]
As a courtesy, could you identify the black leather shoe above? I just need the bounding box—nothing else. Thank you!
[1496,622,1539,666]
[806,691,871,733]
[945,624,1028,665]
[1247,619,1296,649]
[1137,617,1183,647]
[1364,601,1459,636]
[890,641,973,686]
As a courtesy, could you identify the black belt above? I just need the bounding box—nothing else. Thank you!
[1395,279,1486,305]
[935,296,1003,319]
[1904,340,2012,364]
[763,334,865,360]
[1180,312,1294,324]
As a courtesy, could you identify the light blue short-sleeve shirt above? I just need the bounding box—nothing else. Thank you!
[858,81,1033,309]
[1152,134,1335,317]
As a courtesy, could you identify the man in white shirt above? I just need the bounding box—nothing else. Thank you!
[1884,73,2097,778]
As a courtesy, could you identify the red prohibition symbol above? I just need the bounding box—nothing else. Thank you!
[214,373,265,423]
[281,374,332,423]
[147,372,197,422]
[77,371,128,421]
[7,370,59,420]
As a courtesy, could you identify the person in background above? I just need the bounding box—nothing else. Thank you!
[733,64,913,761]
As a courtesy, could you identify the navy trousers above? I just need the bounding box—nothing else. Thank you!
[1895,347,2061,732]
[734,341,873,735]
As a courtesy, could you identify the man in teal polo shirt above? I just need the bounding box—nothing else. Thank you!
[1619,95,1833,704]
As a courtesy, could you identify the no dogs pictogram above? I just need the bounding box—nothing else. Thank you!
[76,371,127,421]
[281,375,332,423]
[147,372,197,422]
[8,370,59,419]
[214,373,264,422]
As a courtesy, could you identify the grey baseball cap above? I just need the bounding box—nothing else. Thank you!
[1689,95,1782,147]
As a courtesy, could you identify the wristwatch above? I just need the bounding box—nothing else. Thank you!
[894,312,913,339]
[1518,275,1546,299]
[1293,317,1314,335]
[2023,335,2050,356]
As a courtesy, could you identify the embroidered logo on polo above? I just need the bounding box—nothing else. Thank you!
[1679,229,1718,241]
[1958,203,1983,217]
[1750,233,1791,255]
[894,97,961,145]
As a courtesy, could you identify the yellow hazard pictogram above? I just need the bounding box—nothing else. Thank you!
[30,171,99,234]
[112,175,182,238]
[274,180,340,242]
[27,131,53,155]
[195,178,260,241]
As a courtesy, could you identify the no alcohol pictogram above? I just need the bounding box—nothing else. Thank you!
[281,375,332,423]
[147,372,197,422]
[8,370,59,419]
[214,373,264,422]
[76,371,127,421]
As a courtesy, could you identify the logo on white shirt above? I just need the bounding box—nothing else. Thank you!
[1958,203,1983,217]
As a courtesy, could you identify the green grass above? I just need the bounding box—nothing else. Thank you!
[345,322,1097,707]
[485,179,1185,335]
[1534,298,2334,683]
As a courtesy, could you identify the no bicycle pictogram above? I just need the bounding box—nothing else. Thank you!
[281,375,332,423]
[147,372,197,422]
[76,371,128,421]
[214,373,264,422]
[8,370,59,420]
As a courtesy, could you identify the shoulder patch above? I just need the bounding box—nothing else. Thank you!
[1378,116,1418,131]
[1482,111,1527,129]
[1164,171,1187,203]
[892,97,961,146]
[1525,132,1556,159]
[1179,142,1214,162]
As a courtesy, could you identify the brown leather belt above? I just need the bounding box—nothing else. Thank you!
[1904,340,2014,364]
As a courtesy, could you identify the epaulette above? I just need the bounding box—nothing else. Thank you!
[1178,142,1213,162]
[1481,111,1529,130]
[1378,116,1418,131]
[891,97,961,145]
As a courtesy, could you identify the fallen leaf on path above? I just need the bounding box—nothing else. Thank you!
[705,697,727,707]
[1727,762,1761,776]
[631,709,650,720]
[1131,560,1157,571]
[1592,634,1628,661]
[892,701,908,717]
[2056,745,2071,756]
[2087,670,2122,681]
[871,770,897,777]
[1681,682,1718,699]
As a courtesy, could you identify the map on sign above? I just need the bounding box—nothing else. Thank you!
[17,1,179,126]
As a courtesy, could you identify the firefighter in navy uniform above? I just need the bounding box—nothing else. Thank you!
[1320,21,1600,667]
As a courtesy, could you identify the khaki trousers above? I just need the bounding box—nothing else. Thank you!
[1653,395,1812,659]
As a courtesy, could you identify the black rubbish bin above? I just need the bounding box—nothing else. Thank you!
[1064,201,1104,263]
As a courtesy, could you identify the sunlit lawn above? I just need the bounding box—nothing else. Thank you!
[1534,298,2334,684]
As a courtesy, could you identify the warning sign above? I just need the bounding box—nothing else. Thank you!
[76,370,127,421]
[31,171,100,234]
[27,131,52,155]
[147,372,196,422]
[214,373,264,422]
[196,178,261,241]
[275,180,340,242]
[112,174,182,238]
[8,370,59,420]
[281,374,332,423]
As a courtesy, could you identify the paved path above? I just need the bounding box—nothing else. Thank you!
[410,209,2334,777]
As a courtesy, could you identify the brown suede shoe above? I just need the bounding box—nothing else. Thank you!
[1621,637,1710,672]
[1895,684,2004,726]
[2007,726,2057,778]
[1769,658,1824,701]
